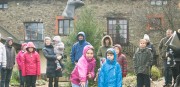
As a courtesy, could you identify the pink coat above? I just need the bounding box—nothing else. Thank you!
[16,50,25,70]
[70,45,96,85]
[22,42,41,76]
[22,51,41,76]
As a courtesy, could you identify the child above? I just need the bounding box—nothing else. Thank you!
[133,39,153,87]
[16,43,27,87]
[53,36,64,70]
[97,35,113,66]
[98,48,122,87]
[114,44,127,78]
[70,45,96,87]
[95,35,113,81]
[22,42,41,87]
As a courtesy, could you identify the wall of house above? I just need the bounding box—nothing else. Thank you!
[1,0,177,42]
[1,0,180,73]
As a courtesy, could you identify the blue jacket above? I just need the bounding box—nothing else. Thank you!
[70,32,90,64]
[98,48,122,87]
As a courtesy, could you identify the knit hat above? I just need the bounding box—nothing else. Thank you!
[53,36,61,42]
[143,34,150,42]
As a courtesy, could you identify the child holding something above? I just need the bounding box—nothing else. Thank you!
[70,45,96,87]
[98,48,122,87]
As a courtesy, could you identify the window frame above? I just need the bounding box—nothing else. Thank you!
[55,16,74,36]
[146,14,165,30]
[58,19,74,36]
[107,17,129,45]
[24,22,44,41]
[0,2,8,9]
[150,0,168,6]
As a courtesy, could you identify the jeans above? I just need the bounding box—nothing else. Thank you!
[19,70,25,87]
[1,68,13,87]
[25,75,37,87]
[137,73,150,87]
[71,81,88,87]
[48,77,59,87]
[163,60,172,85]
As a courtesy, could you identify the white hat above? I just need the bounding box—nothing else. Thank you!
[143,34,150,42]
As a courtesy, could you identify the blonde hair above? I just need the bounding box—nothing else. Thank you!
[44,37,51,42]
[139,39,147,44]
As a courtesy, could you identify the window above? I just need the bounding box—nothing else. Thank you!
[147,14,164,30]
[151,0,168,5]
[58,19,74,35]
[107,18,129,45]
[24,22,44,40]
[0,2,7,9]
[55,16,74,35]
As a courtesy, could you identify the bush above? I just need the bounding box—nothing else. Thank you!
[123,74,137,87]
[63,7,104,86]
[151,65,161,81]
[36,79,46,86]
[10,70,19,86]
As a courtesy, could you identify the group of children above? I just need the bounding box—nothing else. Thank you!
[70,45,123,87]
[69,35,129,87]
[70,35,153,87]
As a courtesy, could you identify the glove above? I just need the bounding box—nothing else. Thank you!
[57,55,62,60]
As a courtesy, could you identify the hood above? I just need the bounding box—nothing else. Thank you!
[143,34,150,42]
[53,36,61,43]
[113,44,122,56]
[106,48,117,65]
[83,45,95,62]
[21,43,27,50]
[5,37,13,46]
[101,35,113,47]
[26,42,36,50]
[77,31,86,41]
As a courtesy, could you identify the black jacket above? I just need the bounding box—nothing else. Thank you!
[42,44,63,78]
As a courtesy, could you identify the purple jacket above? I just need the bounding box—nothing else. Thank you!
[70,45,96,85]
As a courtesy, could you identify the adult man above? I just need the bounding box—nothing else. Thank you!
[1,37,16,87]
[70,32,90,65]
[159,29,173,87]
[168,29,180,87]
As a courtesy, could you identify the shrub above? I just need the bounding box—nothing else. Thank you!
[36,79,46,86]
[151,65,161,81]
[123,75,137,87]
[10,70,19,86]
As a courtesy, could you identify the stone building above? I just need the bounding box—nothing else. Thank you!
[0,0,180,73]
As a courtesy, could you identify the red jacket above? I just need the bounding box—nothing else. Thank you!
[114,44,127,77]
[22,51,41,76]
[16,50,25,70]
